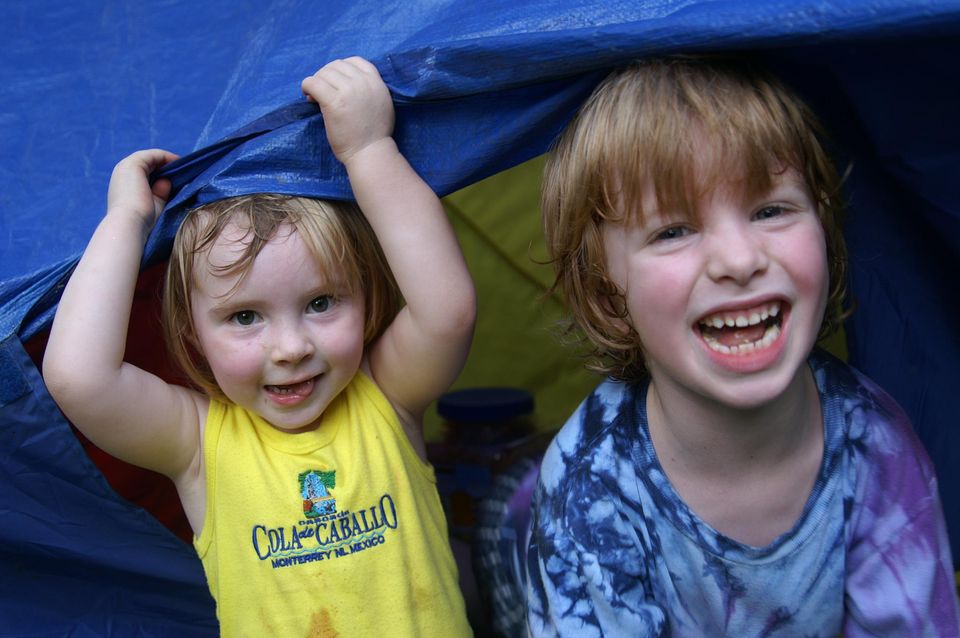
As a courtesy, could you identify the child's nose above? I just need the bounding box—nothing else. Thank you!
[705,223,769,284]
[270,324,315,365]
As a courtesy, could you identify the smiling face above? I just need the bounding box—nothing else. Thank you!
[541,57,847,384]
[190,222,365,432]
[602,167,829,411]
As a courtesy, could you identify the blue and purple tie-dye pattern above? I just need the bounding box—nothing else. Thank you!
[527,350,959,637]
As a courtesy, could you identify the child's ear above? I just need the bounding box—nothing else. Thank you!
[599,284,634,337]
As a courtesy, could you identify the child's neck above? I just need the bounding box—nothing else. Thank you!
[647,366,819,471]
[646,366,824,546]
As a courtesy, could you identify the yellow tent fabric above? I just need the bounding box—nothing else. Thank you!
[432,156,597,440]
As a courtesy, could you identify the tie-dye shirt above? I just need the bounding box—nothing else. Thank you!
[527,350,959,637]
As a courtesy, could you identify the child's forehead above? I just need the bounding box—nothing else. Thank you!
[599,86,815,223]
[207,219,289,252]
[192,218,356,289]
[622,162,807,224]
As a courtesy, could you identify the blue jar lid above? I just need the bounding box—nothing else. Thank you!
[437,387,534,423]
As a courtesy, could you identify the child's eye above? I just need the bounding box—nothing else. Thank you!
[308,296,334,313]
[652,225,691,242]
[753,205,786,221]
[231,310,259,326]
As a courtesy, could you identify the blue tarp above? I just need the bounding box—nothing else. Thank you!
[2,1,959,634]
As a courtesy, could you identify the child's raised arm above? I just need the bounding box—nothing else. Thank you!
[301,58,476,432]
[43,150,207,496]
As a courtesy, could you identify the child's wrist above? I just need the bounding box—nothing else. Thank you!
[340,136,399,171]
[103,206,156,238]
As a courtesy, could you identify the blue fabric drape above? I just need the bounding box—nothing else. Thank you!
[2,1,958,633]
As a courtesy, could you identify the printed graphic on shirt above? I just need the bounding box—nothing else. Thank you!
[300,469,337,517]
[250,468,399,570]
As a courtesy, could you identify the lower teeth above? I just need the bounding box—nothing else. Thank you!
[703,324,781,355]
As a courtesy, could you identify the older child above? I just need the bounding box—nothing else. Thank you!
[526,56,959,637]
[43,57,475,636]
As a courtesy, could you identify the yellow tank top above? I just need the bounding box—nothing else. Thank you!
[195,371,471,637]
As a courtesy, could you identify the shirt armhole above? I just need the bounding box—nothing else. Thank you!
[193,398,226,557]
[353,371,437,483]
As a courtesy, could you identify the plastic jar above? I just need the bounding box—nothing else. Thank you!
[427,387,541,540]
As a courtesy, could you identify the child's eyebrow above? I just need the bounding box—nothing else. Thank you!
[628,201,698,228]
[205,280,350,309]
[757,170,811,197]
[206,296,253,314]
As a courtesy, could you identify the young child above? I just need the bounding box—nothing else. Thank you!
[43,57,476,637]
[526,56,960,637]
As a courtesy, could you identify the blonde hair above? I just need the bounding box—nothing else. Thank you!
[543,56,848,381]
[162,193,401,398]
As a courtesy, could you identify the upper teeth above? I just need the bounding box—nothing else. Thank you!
[700,302,780,329]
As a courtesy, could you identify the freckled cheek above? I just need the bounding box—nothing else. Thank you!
[203,337,265,385]
[627,260,693,316]
[784,232,829,304]
[319,307,367,358]
[321,327,365,365]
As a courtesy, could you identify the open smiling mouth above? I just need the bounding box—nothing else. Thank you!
[265,377,317,396]
[697,301,784,355]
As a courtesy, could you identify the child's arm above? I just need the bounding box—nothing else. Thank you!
[301,58,476,434]
[43,150,208,497]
